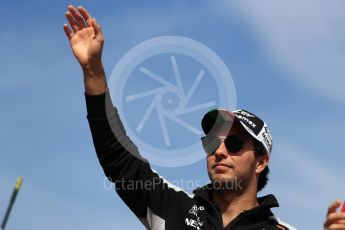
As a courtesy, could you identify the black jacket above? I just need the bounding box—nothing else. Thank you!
[85,92,296,230]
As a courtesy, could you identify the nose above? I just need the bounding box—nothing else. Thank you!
[213,142,228,159]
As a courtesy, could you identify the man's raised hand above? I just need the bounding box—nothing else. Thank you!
[63,5,106,95]
[63,5,104,68]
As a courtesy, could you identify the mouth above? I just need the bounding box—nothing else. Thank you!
[213,163,234,169]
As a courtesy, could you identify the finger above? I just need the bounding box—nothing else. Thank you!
[325,213,345,228]
[92,18,104,42]
[63,24,73,40]
[327,223,345,230]
[328,213,345,223]
[65,12,79,33]
[328,200,342,216]
[68,5,86,30]
[77,6,93,27]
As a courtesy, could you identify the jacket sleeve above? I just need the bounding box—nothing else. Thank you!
[85,90,192,228]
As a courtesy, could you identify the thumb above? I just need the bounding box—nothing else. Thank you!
[92,18,104,41]
[327,200,342,216]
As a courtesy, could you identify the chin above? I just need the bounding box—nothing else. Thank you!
[210,174,242,190]
[211,173,233,183]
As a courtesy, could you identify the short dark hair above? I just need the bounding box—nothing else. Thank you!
[253,140,269,192]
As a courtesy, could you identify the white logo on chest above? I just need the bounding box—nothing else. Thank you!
[185,205,204,229]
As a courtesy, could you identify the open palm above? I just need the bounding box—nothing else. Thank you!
[63,5,104,67]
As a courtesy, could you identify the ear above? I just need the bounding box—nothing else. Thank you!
[255,154,269,174]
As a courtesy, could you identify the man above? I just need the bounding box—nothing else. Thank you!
[63,5,296,229]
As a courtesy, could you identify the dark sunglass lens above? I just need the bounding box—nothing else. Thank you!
[224,135,244,153]
[201,136,221,154]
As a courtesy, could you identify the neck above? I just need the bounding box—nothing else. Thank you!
[212,183,258,226]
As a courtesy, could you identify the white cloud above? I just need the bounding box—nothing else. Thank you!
[230,0,345,104]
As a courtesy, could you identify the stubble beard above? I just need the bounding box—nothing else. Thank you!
[209,172,245,192]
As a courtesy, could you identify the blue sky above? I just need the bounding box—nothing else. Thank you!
[1,1,345,229]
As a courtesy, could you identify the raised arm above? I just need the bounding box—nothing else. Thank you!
[63,5,106,95]
[63,6,193,229]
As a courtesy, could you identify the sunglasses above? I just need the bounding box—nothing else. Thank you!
[201,135,246,154]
